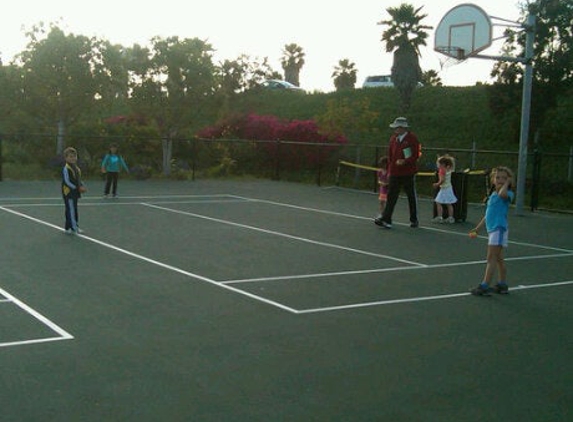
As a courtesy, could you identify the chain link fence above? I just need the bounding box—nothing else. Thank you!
[1,135,572,211]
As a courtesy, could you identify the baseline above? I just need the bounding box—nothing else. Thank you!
[294,280,573,314]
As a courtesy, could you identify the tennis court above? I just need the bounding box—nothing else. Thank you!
[1,179,572,421]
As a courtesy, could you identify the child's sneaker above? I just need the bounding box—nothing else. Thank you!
[492,283,509,295]
[432,216,443,223]
[470,284,492,296]
[446,216,455,224]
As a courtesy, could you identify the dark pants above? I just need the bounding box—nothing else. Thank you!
[64,196,79,230]
[104,172,119,195]
[382,174,418,224]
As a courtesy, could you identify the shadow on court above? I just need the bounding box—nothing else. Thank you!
[1,179,572,421]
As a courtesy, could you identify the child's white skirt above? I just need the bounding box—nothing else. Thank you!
[435,186,457,204]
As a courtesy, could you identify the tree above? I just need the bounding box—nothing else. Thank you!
[421,69,442,86]
[129,36,217,175]
[280,43,305,87]
[332,59,357,91]
[490,0,573,132]
[16,24,103,154]
[315,98,381,143]
[378,4,432,112]
[216,54,280,94]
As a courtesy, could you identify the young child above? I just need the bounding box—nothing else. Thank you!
[101,144,129,198]
[374,156,389,223]
[432,154,457,223]
[61,147,86,235]
[470,166,515,296]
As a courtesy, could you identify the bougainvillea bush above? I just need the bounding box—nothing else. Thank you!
[196,113,348,173]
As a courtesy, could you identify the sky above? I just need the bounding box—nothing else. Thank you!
[0,0,524,92]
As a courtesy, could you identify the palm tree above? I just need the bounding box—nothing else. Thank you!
[378,4,432,112]
[421,69,442,86]
[280,43,305,87]
[332,59,357,91]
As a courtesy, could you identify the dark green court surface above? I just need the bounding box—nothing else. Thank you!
[1,180,571,421]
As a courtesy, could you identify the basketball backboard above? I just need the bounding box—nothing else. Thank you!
[434,3,493,60]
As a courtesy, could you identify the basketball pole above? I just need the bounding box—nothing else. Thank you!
[515,13,536,215]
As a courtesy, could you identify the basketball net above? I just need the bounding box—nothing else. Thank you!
[436,47,467,71]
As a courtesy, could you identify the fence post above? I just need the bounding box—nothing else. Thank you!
[316,142,322,186]
[569,145,573,183]
[353,146,361,188]
[274,140,281,181]
[373,146,380,193]
[471,141,477,169]
[191,137,197,181]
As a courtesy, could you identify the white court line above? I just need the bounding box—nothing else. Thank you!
[230,195,573,253]
[0,205,299,314]
[0,194,233,202]
[0,286,74,348]
[0,194,247,208]
[141,202,426,266]
[295,280,573,314]
[2,199,249,208]
[222,251,573,284]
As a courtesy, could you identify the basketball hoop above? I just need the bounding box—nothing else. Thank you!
[434,4,493,70]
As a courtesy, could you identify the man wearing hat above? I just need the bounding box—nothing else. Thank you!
[375,117,420,228]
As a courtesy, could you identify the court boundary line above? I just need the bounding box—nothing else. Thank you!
[0,194,235,203]
[0,286,74,348]
[294,280,573,314]
[230,195,573,254]
[0,195,248,208]
[222,251,573,284]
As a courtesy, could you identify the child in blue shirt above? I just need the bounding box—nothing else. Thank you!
[470,166,515,296]
[101,144,129,198]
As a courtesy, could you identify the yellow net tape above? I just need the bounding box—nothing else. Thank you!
[338,160,487,177]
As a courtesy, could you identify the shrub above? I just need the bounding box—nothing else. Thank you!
[196,113,348,171]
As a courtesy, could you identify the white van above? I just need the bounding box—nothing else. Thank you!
[362,75,394,88]
[362,75,423,88]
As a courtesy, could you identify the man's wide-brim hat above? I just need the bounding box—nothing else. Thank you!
[389,117,409,128]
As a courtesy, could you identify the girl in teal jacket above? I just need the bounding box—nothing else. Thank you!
[101,144,129,198]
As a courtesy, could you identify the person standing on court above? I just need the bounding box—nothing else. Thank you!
[469,166,514,296]
[374,117,420,229]
[101,143,129,198]
[62,147,86,234]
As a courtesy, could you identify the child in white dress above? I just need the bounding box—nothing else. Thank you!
[432,155,457,223]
